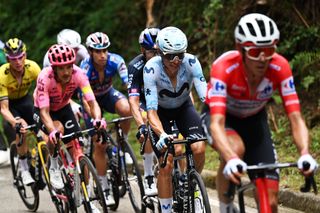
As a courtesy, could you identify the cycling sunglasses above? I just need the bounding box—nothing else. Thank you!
[243,45,276,61]
[161,52,185,62]
[7,52,25,60]
[145,49,159,56]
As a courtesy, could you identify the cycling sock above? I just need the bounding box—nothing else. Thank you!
[124,134,128,142]
[219,201,239,213]
[19,157,29,171]
[159,198,173,213]
[143,152,154,177]
[98,175,109,191]
[50,156,59,170]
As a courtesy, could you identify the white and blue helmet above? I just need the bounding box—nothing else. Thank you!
[139,28,160,50]
[156,26,188,54]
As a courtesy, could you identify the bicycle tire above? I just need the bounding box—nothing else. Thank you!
[10,142,40,212]
[121,140,146,213]
[79,155,108,213]
[189,170,211,213]
[41,145,74,213]
[108,155,120,211]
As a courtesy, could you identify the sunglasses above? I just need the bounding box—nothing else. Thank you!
[243,46,276,61]
[161,52,185,62]
[7,52,25,60]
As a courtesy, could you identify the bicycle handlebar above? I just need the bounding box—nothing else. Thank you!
[61,128,95,139]
[160,137,207,168]
[107,116,133,125]
[225,161,318,200]
[15,123,37,147]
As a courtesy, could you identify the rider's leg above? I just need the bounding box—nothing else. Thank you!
[158,154,174,213]
[215,132,245,213]
[191,141,206,173]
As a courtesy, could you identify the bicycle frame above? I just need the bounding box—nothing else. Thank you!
[161,137,209,213]
[58,128,95,204]
[227,162,317,213]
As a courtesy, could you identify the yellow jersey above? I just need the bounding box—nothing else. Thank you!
[0,59,41,100]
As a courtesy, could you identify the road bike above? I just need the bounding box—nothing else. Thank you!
[104,116,145,212]
[10,124,47,212]
[48,128,108,212]
[225,162,318,213]
[161,137,211,213]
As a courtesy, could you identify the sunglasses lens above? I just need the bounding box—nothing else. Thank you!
[246,46,276,60]
[165,53,184,61]
[7,52,25,60]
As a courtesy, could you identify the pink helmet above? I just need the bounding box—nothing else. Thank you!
[48,44,76,66]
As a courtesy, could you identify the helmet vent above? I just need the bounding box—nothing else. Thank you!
[246,23,257,36]
[256,20,266,36]
[238,25,245,37]
[269,21,274,35]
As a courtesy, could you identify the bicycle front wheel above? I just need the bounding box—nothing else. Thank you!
[189,170,211,213]
[79,155,108,213]
[39,142,71,213]
[10,142,40,212]
[122,141,146,213]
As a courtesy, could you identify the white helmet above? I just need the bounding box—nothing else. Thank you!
[234,13,279,46]
[156,26,188,54]
[86,32,110,50]
[57,29,81,48]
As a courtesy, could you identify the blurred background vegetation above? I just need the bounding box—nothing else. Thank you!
[1,0,320,190]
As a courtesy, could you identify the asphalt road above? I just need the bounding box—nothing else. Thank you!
[0,165,302,213]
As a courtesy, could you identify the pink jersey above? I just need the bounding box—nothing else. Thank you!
[206,51,300,118]
[34,65,95,111]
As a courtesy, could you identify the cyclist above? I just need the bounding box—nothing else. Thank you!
[206,13,318,213]
[0,38,41,185]
[43,29,89,67]
[143,26,207,213]
[33,44,107,208]
[127,27,160,196]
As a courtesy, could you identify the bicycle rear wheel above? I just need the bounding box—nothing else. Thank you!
[10,142,40,211]
[121,140,146,213]
[79,155,108,213]
[189,170,211,213]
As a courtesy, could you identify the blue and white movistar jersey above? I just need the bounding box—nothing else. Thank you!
[143,53,207,110]
[80,52,128,97]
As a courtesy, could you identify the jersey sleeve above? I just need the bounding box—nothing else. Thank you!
[143,62,159,110]
[127,61,142,97]
[207,62,228,115]
[275,57,301,114]
[188,56,207,102]
[117,58,128,84]
[34,70,50,109]
[0,67,8,100]
[30,60,41,79]
[74,66,95,102]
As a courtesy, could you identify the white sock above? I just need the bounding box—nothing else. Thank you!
[219,201,239,213]
[159,198,173,213]
[50,156,59,169]
[98,175,108,191]
[19,158,29,171]
[143,152,154,177]
[124,134,128,142]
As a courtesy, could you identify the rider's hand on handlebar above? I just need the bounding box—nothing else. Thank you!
[93,118,107,129]
[156,133,173,151]
[297,154,318,176]
[136,124,147,142]
[49,130,62,145]
[223,158,247,185]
